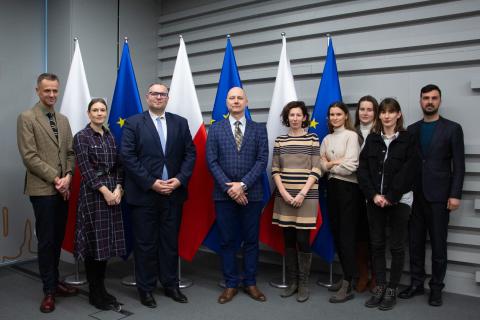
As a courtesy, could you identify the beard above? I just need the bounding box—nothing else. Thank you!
[422,104,439,116]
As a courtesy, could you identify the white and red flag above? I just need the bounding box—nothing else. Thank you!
[168,36,215,261]
[60,39,91,255]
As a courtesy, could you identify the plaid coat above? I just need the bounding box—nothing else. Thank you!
[73,125,126,260]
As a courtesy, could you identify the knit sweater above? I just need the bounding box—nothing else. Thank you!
[320,126,360,184]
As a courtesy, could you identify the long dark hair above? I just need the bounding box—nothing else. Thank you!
[327,101,355,133]
[373,98,405,133]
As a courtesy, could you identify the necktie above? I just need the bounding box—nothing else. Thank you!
[234,121,243,151]
[46,112,58,140]
[156,117,169,180]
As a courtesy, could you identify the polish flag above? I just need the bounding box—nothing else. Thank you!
[60,39,91,256]
[168,36,215,261]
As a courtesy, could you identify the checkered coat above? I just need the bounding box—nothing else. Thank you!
[206,118,268,201]
[73,125,126,260]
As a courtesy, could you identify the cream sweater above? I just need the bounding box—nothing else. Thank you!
[320,126,360,184]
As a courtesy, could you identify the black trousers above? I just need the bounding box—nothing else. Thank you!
[30,194,68,294]
[408,192,450,291]
[131,196,183,292]
[327,178,360,280]
[367,202,410,288]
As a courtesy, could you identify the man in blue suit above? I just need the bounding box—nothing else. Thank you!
[399,84,465,306]
[207,87,269,304]
[121,83,196,308]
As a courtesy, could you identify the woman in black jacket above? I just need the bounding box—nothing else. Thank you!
[357,98,417,311]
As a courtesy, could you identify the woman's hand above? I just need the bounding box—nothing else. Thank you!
[113,185,122,205]
[280,190,294,204]
[291,192,305,208]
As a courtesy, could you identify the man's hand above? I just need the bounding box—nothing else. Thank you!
[226,182,248,205]
[447,198,461,211]
[55,174,72,194]
[152,178,180,195]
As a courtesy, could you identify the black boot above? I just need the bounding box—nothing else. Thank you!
[97,260,117,305]
[85,258,110,310]
[281,248,298,298]
[297,252,312,302]
[379,287,397,311]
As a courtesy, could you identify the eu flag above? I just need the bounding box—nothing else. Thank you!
[108,41,143,258]
[203,37,270,252]
[308,38,341,263]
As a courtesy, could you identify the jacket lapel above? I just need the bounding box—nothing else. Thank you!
[241,120,254,151]
[143,111,165,156]
[222,118,238,151]
[165,112,176,156]
[426,117,445,157]
[34,104,58,146]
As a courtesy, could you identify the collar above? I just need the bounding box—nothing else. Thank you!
[381,131,399,140]
[149,110,166,120]
[229,115,246,127]
[333,126,346,133]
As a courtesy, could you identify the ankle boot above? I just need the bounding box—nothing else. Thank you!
[281,248,298,298]
[329,280,354,303]
[328,277,344,292]
[355,242,370,293]
[297,252,312,302]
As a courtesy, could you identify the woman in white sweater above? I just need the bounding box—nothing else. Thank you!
[320,101,361,303]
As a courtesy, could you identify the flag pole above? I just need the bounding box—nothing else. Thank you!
[63,36,86,286]
[178,256,193,288]
[121,261,136,286]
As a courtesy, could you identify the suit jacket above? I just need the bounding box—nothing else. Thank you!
[17,102,75,196]
[407,116,465,202]
[206,117,268,201]
[121,111,196,206]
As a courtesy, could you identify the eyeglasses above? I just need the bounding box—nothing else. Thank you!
[148,92,169,98]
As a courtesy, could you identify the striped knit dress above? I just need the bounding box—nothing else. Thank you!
[271,133,321,229]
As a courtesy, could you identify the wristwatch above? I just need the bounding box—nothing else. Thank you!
[240,182,247,191]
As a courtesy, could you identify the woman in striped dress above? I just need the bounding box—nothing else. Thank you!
[272,101,321,302]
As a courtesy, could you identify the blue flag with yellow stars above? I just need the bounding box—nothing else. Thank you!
[308,37,341,264]
[108,40,143,259]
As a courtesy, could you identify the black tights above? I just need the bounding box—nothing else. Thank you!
[283,228,311,253]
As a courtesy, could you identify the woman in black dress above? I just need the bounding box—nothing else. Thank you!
[73,98,126,310]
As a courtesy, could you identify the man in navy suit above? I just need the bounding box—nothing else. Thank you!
[121,83,196,308]
[206,87,268,304]
[399,84,465,306]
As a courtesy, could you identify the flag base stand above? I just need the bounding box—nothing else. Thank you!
[64,259,87,285]
[178,258,193,288]
[121,275,136,287]
[269,255,288,288]
[121,262,136,286]
[317,263,334,288]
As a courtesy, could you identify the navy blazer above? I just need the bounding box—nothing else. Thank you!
[407,116,465,202]
[206,118,268,201]
[121,111,196,205]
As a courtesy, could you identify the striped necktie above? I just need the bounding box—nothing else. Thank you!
[46,112,58,140]
[234,121,243,151]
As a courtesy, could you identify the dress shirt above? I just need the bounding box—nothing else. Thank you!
[228,115,246,136]
[149,110,167,146]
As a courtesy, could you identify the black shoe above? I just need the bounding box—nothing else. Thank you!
[378,287,396,311]
[429,290,442,307]
[365,285,385,308]
[164,287,188,303]
[138,290,157,308]
[398,285,424,299]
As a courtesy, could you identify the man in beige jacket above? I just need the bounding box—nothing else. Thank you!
[17,73,78,313]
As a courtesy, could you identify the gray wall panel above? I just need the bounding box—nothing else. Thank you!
[158,0,480,297]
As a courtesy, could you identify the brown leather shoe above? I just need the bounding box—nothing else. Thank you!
[40,294,55,313]
[218,288,238,304]
[56,281,79,296]
[244,285,266,302]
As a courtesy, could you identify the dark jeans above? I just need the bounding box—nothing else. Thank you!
[215,200,263,288]
[409,192,450,291]
[327,178,361,280]
[30,194,69,294]
[131,197,183,292]
[367,201,410,288]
